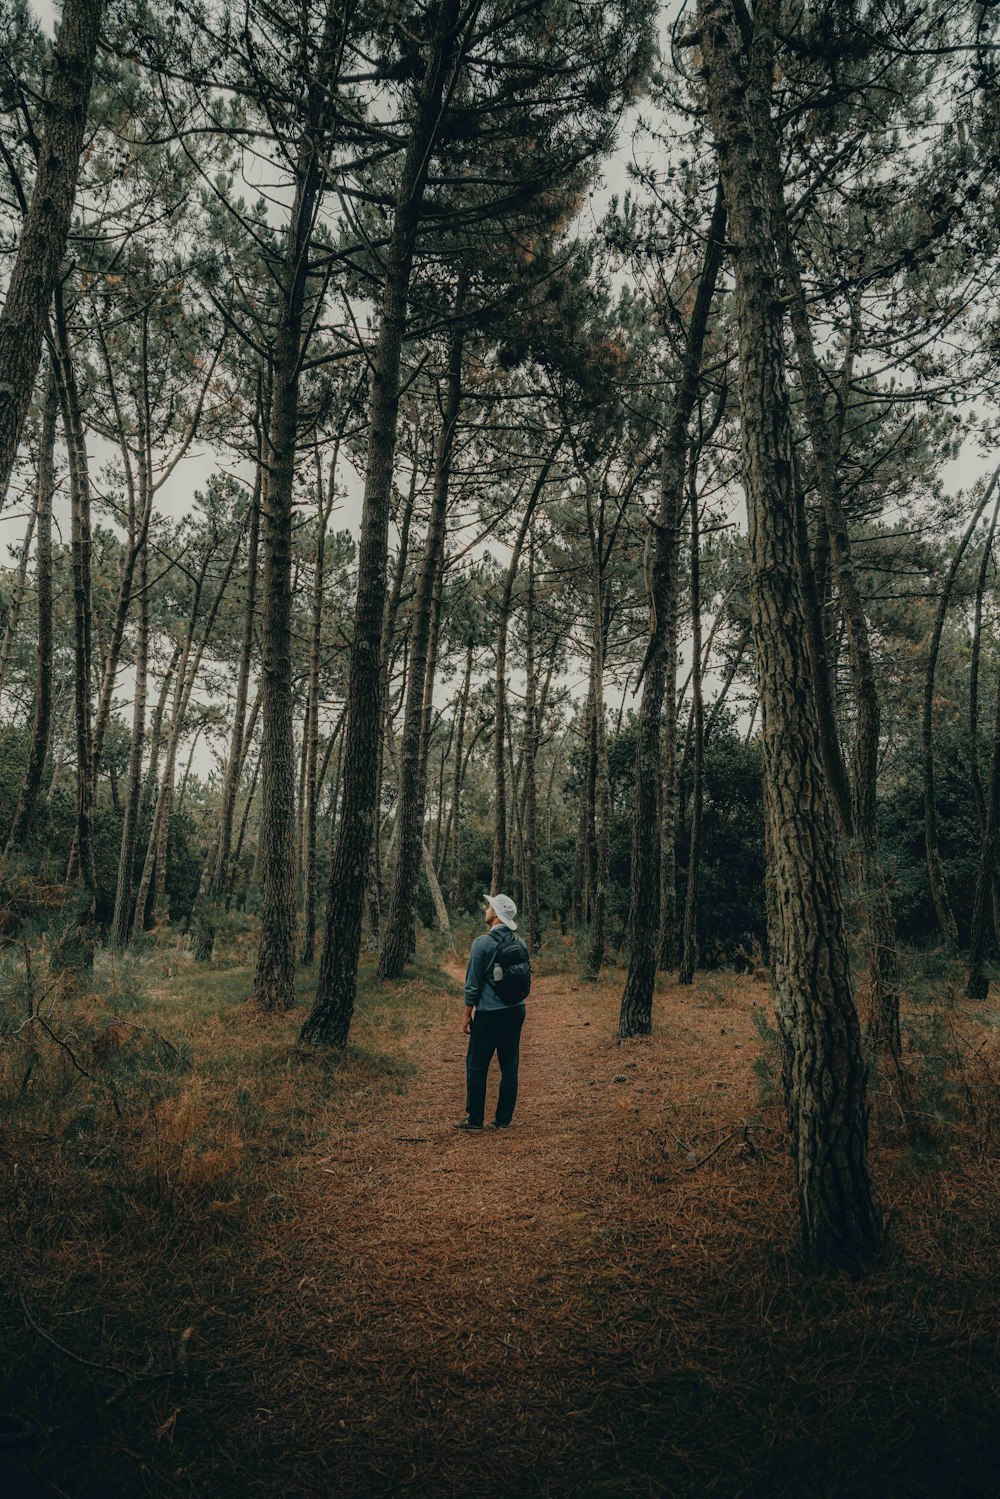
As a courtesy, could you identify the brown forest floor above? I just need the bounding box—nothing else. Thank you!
[4,944,1000,1498]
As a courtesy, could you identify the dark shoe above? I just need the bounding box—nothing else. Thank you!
[491,1121,511,1130]
[451,1120,483,1131]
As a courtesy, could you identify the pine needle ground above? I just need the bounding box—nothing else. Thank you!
[1,934,998,1498]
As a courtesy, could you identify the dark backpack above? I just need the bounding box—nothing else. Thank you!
[489,927,531,1004]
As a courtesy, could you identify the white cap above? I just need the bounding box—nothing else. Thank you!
[484,892,518,931]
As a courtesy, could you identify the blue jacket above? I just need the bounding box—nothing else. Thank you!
[464,928,526,1013]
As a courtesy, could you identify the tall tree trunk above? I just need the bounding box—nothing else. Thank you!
[380,294,465,979]
[133,530,241,934]
[227,745,262,913]
[250,135,325,1011]
[53,289,96,951]
[141,643,181,820]
[522,545,541,949]
[110,541,150,949]
[150,533,241,916]
[300,441,338,965]
[194,476,261,957]
[0,0,105,499]
[967,491,1000,945]
[447,649,477,907]
[491,442,559,893]
[133,581,206,934]
[772,201,902,1056]
[446,647,473,906]
[699,0,879,1272]
[584,502,610,978]
[303,0,467,1046]
[969,493,1000,824]
[90,312,155,781]
[6,363,58,851]
[679,465,703,986]
[367,457,421,950]
[922,468,999,946]
[656,577,681,972]
[573,681,596,927]
[620,184,725,1032]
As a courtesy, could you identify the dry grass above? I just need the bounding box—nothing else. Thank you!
[2,933,999,1498]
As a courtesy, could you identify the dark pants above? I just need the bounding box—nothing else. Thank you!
[465,1006,526,1127]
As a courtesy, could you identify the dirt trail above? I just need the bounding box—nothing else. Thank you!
[233,960,770,1499]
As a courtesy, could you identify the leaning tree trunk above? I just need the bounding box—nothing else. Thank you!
[699,0,880,1272]
[922,467,999,947]
[303,0,466,1046]
[6,363,58,851]
[620,185,725,1032]
[0,0,105,500]
[379,294,465,980]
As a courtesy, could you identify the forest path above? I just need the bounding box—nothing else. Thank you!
[238,956,769,1499]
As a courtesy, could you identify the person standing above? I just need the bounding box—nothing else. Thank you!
[453,893,530,1131]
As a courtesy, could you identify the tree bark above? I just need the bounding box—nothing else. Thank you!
[699,0,880,1272]
[772,203,902,1054]
[379,293,466,980]
[6,362,58,851]
[620,184,725,1032]
[0,0,105,500]
[303,0,467,1046]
